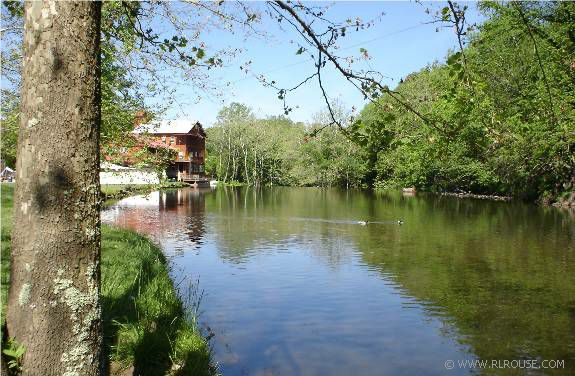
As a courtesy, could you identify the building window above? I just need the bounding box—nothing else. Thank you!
[199,165,204,172]
[178,152,184,159]
[161,136,166,141]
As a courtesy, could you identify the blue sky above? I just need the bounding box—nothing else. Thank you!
[157,1,484,126]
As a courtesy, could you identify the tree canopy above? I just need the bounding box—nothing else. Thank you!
[205,102,366,188]
[349,1,574,202]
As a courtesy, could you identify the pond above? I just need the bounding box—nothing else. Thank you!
[102,187,575,375]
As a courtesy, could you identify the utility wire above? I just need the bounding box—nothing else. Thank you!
[229,22,431,85]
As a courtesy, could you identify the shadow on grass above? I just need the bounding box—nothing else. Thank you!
[101,226,216,376]
[1,183,214,375]
[1,184,13,330]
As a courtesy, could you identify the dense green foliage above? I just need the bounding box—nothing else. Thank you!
[206,2,574,203]
[99,2,147,150]
[0,1,146,165]
[206,103,366,188]
[0,184,215,375]
[2,1,572,204]
[0,92,18,169]
[352,1,575,202]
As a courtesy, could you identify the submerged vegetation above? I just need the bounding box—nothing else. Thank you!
[1,184,215,376]
[206,2,574,204]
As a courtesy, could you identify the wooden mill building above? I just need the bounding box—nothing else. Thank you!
[133,119,208,186]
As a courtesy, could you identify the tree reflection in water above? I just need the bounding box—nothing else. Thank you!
[103,187,575,375]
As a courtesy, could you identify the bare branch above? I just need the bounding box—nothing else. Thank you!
[269,0,451,136]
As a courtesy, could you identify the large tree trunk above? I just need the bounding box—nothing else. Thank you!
[6,1,103,375]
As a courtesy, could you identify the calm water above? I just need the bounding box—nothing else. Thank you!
[102,187,575,375]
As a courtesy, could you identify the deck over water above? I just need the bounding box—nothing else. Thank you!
[178,173,209,187]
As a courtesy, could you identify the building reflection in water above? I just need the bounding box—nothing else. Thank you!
[160,189,207,250]
[103,189,209,252]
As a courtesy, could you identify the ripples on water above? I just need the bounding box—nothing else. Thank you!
[102,187,575,375]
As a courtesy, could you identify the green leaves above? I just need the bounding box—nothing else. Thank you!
[2,338,26,371]
[441,6,451,21]
[447,51,462,65]
[352,1,575,200]
[446,52,464,80]
[206,102,366,188]
[2,0,23,17]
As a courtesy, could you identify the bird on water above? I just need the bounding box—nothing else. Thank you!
[397,219,404,225]
[358,220,369,225]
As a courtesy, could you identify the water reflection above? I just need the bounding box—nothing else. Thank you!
[102,189,208,252]
[103,187,575,375]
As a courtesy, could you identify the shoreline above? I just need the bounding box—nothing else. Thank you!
[101,225,216,376]
[437,189,574,209]
[1,184,216,375]
[101,182,190,201]
[114,181,573,210]
[438,191,513,202]
[550,191,575,209]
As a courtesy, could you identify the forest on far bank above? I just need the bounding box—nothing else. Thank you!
[205,2,574,204]
[1,1,573,204]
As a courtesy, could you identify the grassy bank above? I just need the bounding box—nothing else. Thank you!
[1,184,13,327]
[101,182,189,201]
[1,184,215,375]
[102,226,215,376]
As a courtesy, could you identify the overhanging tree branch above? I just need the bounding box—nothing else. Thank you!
[269,0,451,136]
[514,3,558,126]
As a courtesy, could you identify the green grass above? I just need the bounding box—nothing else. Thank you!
[1,184,13,327]
[219,181,245,187]
[1,183,216,375]
[101,182,189,200]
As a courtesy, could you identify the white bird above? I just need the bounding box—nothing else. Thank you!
[358,220,369,226]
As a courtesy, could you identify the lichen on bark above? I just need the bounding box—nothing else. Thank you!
[53,269,100,376]
[18,283,31,306]
[6,1,103,374]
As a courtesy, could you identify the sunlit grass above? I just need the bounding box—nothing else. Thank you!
[1,183,216,375]
[101,182,189,200]
[102,227,216,375]
[1,183,13,326]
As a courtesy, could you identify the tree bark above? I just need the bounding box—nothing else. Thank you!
[6,1,103,375]
[243,146,250,185]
